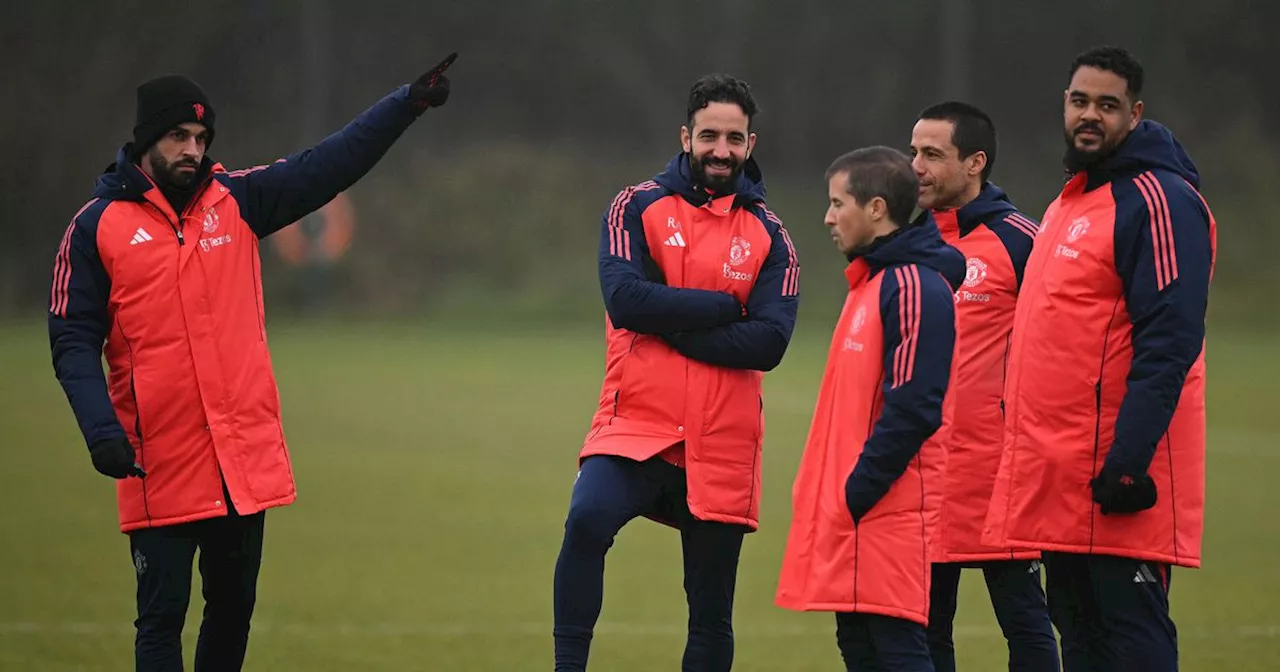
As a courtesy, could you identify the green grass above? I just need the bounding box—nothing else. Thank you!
[1,318,1276,670]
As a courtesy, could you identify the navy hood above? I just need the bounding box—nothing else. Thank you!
[855,218,966,291]
[92,144,214,202]
[653,152,767,208]
[1079,119,1201,191]
[952,182,1018,233]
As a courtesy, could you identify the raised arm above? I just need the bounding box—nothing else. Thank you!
[220,54,455,237]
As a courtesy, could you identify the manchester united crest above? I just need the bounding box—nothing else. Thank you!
[850,305,867,335]
[964,257,988,288]
[1067,216,1090,243]
[202,207,220,234]
[728,236,751,266]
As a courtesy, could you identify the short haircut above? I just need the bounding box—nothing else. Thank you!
[1069,45,1145,99]
[918,100,998,181]
[825,146,919,227]
[686,74,759,128]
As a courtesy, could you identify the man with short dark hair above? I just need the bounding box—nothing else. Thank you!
[553,73,800,671]
[776,146,964,671]
[909,101,1059,672]
[984,45,1216,671]
[48,54,456,671]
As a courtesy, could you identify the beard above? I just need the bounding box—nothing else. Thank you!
[689,153,743,194]
[145,146,201,189]
[1062,121,1122,173]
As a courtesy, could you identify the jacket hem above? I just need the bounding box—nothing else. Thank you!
[578,441,677,464]
[938,549,1041,564]
[687,507,758,533]
[1005,537,1200,569]
[118,492,296,533]
[580,438,761,531]
[773,598,927,626]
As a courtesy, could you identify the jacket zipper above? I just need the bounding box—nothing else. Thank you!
[146,176,214,246]
[146,202,184,246]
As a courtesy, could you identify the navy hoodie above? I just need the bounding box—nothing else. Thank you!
[1080,120,1215,477]
[845,218,967,520]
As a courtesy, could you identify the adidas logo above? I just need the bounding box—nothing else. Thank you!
[1133,564,1159,584]
[664,232,687,247]
[130,228,154,245]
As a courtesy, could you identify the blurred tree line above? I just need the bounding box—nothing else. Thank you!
[2,0,1275,330]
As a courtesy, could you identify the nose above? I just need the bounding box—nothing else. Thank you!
[911,154,927,177]
[713,138,732,159]
[1080,103,1103,123]
[181,136,203,158]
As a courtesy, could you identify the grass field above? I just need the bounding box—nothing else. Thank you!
[1,318,1277,670]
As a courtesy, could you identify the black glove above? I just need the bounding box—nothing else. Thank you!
[845,472,873,524]
[408,52,457,112]
[89,436,146,479]
[1090,464,1156,514]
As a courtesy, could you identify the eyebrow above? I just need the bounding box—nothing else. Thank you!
[1069,90,1124,105]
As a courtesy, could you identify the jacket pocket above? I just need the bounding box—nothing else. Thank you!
[1092,380,1103,461]
[129,372,145,453]
[702,368,762,440]
[616,335,681,425]
[128,368,154,522]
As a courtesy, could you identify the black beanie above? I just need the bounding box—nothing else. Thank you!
[131,74,216,160]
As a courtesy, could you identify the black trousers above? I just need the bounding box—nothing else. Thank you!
[128,503,266,672]
[835,612,935,671]
[1043,551,1178,672]
[927,560,1060,671]
[553,454,746,672]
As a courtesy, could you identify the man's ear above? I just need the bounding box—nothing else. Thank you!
[681,126,692,153]
[967,151,988,179]
[1130,100,1144,130]
[869,196,889,222]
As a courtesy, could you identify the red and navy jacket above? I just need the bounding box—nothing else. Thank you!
[842,221,966,520]
[49,86,425,532]
[581,152,799,531]
[932,183,1035,288]
[775,219,963,623]
[984,119,1216,566]
[1082,121,1214,477]
[928,183,1042,563]
[597,153,799,369]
